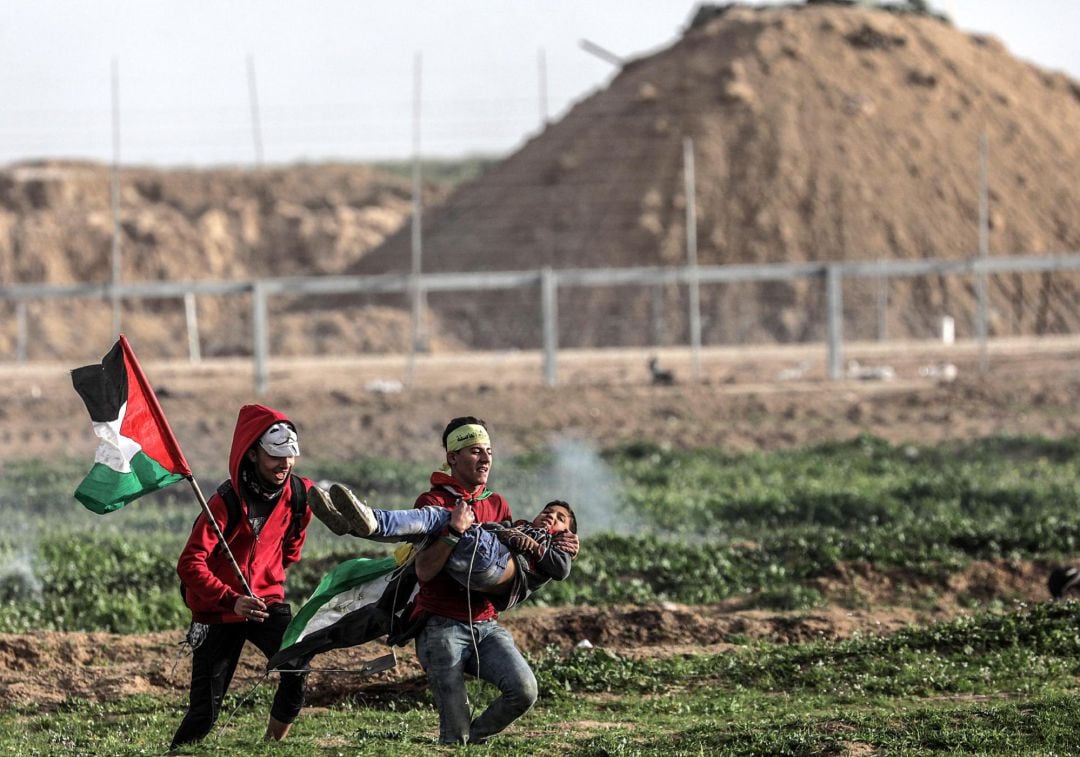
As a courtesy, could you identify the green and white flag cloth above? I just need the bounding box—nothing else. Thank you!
[268,547,417,671]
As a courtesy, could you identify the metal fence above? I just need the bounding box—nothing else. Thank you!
[3,251,1079,395]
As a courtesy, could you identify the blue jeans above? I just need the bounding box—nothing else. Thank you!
[376,507,510,591]
[415,615,538,744]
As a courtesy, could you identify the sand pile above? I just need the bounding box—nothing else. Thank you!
[355,2,1080,348]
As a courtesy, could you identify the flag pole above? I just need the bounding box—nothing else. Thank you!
[121,335,252,597]
[117,336,253,598]
[186,475,255,598]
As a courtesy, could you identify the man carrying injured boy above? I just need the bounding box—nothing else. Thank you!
[309,484,576,609]
[308,416,579,744]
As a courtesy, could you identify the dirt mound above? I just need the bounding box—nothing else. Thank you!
[0,558,1060,710]
[0,162,450,361]
[354,3,1080,348]
[1,162,420,282]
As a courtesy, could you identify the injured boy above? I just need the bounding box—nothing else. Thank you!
[308,484,576,608]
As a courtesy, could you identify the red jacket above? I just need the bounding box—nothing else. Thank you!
[413,472,512,622]
[177,404,312,623]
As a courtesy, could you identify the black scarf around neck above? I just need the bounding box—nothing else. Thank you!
[240,462,284,505]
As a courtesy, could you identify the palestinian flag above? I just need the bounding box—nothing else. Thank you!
[71,336,191,514]
[268,545,419,672]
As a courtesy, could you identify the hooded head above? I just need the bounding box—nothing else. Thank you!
[228,404,297,490]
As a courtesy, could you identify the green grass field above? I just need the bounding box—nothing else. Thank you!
[1,434,1079,754]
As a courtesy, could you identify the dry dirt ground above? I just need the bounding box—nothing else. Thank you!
[0,336,1077,709]
[0,557,1061,711]
[2,335,1078,472]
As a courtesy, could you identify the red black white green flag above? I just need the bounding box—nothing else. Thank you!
[71,336,191,514]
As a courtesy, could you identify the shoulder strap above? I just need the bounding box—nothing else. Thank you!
[285,474,307,541]
[210,476,305,544]
[215,479,244,543]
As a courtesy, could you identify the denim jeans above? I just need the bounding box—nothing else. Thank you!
[377,507,510,591]
[415,615,538,744]
[375,505,450,539]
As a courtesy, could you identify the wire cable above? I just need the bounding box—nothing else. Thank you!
[463,511,483,736]
[213,670,272,745]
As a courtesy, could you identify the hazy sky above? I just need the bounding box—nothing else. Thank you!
[2,1,1078,167]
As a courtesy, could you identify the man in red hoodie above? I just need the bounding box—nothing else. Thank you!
[171,404,313,749]
[410,416,579,745]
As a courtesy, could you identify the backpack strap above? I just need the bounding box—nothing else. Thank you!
[285,473,308,543]
[213,480,244,553]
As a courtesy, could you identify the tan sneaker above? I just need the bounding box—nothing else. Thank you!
[329,483,378,536]
[307,485,352,536]
[493,526,542,557]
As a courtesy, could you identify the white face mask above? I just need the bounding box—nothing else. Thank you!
[259,422,299,457]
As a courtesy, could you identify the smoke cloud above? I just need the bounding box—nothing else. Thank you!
[504,438,640,537]
[0,545,42,602]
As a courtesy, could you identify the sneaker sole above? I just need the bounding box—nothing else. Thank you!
[329,483,378,536]
[307,485,352,536]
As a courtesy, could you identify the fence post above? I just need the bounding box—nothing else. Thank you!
[15,301,28,363]
[110,58,123,338]
[541,267,558,387]
[975,131,990,372]
[252,282,268,396]
[826,265,844,380]
[876,259,888,341]
[184,292,201,364]
[683,137,702,380]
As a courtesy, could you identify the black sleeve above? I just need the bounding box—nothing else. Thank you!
[533,544,573,581]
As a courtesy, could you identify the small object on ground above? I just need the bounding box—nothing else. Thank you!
[846,360,896,381]
[918,363,958,382]
[648,356,675,385]
[365,379,403,394]
[1048,566,1080,599]
[777,361,811,381]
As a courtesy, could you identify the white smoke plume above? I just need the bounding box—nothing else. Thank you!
[504,438,641,537]
[0,550,42,601]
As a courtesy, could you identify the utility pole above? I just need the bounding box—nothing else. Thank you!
[537,48,549,128]
[110,58,122,337]
[246,54,265,168]
[684,137,702,381]
[407,52,426,385]
[975,131,990,373]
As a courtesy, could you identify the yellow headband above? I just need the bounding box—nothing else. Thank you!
[445,423,491,453]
